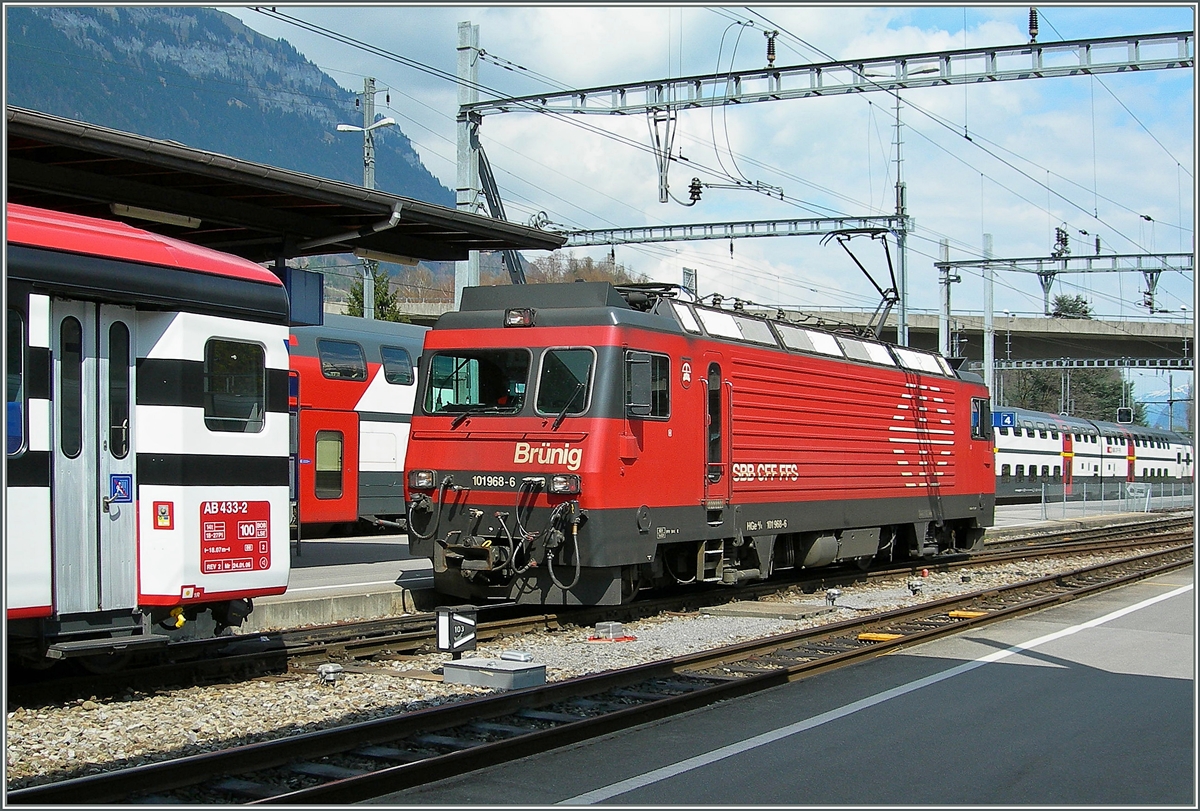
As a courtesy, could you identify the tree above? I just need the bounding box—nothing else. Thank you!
[347,262,409,322]
[1051,294,1092,319]
[479,251,650,286]
[1004,366,1147,425]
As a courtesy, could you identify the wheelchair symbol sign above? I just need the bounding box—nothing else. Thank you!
[109,474,133,504]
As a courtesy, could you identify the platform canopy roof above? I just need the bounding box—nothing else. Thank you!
[5,106,565,264]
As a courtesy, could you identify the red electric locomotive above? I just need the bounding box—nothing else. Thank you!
[404,282,996,606]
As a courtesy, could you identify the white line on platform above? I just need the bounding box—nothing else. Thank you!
[561,581,1193,805]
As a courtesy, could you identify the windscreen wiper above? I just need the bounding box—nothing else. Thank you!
[552,381,586,431]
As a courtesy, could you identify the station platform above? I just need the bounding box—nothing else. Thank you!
[241,506,1193,633]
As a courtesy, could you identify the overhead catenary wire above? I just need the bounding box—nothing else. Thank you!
[737,8,1189,254]
[249,7,1189,315]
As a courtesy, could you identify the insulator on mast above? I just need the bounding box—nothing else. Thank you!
[1029,8,1039,43]
[764,30,779,67]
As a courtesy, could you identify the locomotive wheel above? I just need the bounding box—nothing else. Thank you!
[620,567,642,603]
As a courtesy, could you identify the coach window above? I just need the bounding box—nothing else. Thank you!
[318,340,367,381]
[1041,465,1050,478]
[314,431,343,499]
[1015,464,1024,480]
[1053,465,1061,478]
[108,322,131,459]
[1051,429,1059,440]
[1000,464,1010,477]
[7,310,24,456]
[203,340,266,433]
[998,427,1009,436]
[60,317,84,457]
[537,348,594,417]
[380,346,415,385]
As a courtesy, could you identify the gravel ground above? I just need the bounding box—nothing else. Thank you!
[2,550,1165,790]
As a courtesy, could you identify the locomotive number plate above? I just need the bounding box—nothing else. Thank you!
[199,500,272,573]
[470,474,520,490]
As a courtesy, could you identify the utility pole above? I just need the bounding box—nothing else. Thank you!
[336,77,397,320]
[983,233,995,404]
[938,239,954,356]
[894,93,909,346]
[360,77,377,319]
[455,21,482,309]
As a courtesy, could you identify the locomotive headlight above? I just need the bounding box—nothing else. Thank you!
[504,307,535,327]
[408,470,438,489]
[549,474,581,495]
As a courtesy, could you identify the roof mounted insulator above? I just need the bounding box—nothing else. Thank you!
[1029,8,1038,43]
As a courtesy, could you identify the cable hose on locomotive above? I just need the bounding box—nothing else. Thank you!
[407,476,452,541]
[545,501,581,591]
[496,512,535,576]
[513,478,547,543]
[663,552,697,585]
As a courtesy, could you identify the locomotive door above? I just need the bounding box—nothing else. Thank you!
[51,300,138,615]
[702,359,732,504]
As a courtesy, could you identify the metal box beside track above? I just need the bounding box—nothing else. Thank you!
[441,657,547,690]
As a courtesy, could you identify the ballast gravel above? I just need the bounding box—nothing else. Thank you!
[2,550,1163,789]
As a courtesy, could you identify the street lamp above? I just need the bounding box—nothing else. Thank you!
[336,77,396,320]
[336,117,397,192]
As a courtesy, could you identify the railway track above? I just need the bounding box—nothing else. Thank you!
[8,514,1192,708]
[9,538,1192,805]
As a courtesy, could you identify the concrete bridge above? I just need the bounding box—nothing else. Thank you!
[785,310,1193,371]
[365,300,1191,371]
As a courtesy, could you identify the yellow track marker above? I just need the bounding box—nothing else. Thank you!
[858,632,904,642]
[948,610,988,619]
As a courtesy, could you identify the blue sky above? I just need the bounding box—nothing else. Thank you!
[219,4,1195,424]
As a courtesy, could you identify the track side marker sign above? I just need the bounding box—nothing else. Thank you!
[436,606,478,659]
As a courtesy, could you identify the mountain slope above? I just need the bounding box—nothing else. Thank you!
[5,6,454,206]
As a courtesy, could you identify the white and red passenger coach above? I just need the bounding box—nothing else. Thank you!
[6,204,291,663]
[404,282,997,606]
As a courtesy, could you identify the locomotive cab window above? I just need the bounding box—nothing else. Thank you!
[318,339,366,381]
[536,348,594,418]
[380,345,414,385]
[7,309,24,456]
[425,350,530,414]
[625,351,669,418]
[203,339,266,433]
[970,398,992,441]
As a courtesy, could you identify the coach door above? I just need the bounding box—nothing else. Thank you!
[52,300,138,615]
[1062,432,1074,495]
